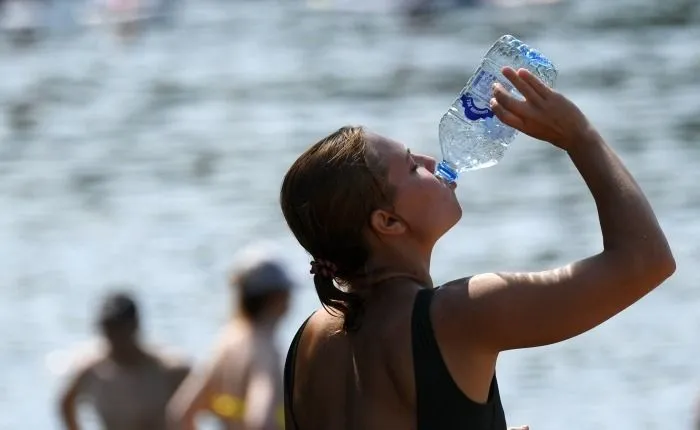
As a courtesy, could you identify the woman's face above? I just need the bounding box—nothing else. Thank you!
[366,132,462,245]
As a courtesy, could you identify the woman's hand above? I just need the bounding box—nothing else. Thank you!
[490,67,591,152]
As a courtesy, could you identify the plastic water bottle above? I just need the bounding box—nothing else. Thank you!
[434,35,558,183]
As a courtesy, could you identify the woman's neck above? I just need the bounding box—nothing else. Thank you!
[369,243,432,284]
[348,251,433,297]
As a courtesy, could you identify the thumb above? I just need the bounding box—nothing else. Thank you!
[508,426,529,430]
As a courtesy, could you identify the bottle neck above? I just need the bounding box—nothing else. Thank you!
[435,160,458,183]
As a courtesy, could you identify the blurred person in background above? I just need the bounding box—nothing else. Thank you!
[0,0,46,47]
[279,67,675,430]
[58,291,191,430]
[102,0,140,40]
[85,0,175,40]
[83,0,144,41]
[167,241,293,430]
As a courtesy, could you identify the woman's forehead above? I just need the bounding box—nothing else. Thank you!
[365,132,409,187]
[366,132,407,159]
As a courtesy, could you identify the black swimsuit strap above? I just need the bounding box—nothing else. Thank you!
[283,314,314,429]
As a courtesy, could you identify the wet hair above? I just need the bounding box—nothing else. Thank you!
[280,126,395,331]
[97,291,139,330]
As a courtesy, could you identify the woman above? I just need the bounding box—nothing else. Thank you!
[167,242,293,430]
[279,67,675,430]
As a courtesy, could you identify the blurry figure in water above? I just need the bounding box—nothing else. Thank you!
[104,0,140,40]
[168,241,294,430]
[85,0,176,41]
[83,0,142,41]
[0,0,46,47]
[58,291,191,430]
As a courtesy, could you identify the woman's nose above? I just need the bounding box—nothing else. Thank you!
[420,155,437,173]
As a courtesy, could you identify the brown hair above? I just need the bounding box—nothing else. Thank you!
[280,126,394,331]
[239,290,289,321]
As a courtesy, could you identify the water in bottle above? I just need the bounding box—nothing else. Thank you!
[434,35,558,183]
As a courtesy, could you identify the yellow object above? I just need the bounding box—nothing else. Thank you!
[210,394,285,428]
[211,394,245,419]
[276,404,285,428]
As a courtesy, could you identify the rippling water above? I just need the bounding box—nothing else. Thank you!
[1,0,699,428]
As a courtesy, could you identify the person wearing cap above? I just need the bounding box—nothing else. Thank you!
[167,241,293,430]
[57,291,191,430]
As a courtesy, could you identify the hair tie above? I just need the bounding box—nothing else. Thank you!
[310,259,337,278]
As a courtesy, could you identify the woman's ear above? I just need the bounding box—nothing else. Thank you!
[369,209,407,236]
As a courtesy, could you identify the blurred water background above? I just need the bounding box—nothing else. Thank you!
[1,0,699,428]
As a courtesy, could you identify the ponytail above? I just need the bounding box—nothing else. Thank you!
[313,273,364,332]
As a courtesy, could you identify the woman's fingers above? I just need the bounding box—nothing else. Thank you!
[492,83,534,118]
[490,97,525,131]
[501,67,544,106]
[516,67,552,99]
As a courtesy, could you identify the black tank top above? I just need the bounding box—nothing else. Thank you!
[412,287,507,429]
[284,287,507,430]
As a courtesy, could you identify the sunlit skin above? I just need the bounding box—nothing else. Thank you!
[58,318,190,430]
[283,66,674,430]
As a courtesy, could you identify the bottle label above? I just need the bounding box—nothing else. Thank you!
[460,93,494,121]
[460,69,496,121]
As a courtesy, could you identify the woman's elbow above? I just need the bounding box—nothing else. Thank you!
[648,241,676,282]
[659,252,676,279]
[631,246,676,286]
[614,242,676,288]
